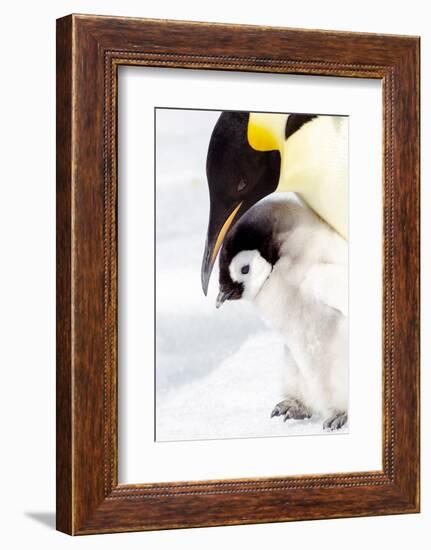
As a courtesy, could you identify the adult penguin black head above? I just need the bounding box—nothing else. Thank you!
[201,111,281,295]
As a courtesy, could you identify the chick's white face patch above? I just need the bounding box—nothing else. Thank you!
[229,250,272,300]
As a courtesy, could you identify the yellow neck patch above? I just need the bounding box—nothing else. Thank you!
[247,121,279,151]
[247,113,286,152]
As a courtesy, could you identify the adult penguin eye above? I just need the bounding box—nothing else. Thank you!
[241,265,250,275]
[237,178,247,192]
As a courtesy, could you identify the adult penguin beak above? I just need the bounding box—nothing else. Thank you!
[201,201,242,295]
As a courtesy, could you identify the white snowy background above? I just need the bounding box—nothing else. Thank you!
[155,108,344,441]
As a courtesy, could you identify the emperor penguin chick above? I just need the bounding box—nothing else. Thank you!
[217,194,348,431]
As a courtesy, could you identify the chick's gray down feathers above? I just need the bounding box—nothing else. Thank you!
[218,194,348,430]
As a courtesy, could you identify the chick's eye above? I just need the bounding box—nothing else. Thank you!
[241,265,250,275]
[237,178,247,192]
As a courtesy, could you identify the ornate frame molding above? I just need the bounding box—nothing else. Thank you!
[57,15,419,534]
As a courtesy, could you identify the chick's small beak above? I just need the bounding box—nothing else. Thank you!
[216,290,228,309]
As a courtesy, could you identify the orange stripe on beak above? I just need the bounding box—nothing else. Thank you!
[210,202,242,264]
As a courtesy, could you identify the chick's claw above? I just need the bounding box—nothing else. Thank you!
[271,398,311,421]
[323,412,348,431]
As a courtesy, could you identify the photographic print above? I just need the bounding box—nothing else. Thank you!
[155,108,348,442]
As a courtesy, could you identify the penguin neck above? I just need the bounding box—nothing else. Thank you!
[247,113,348,239]
[276,116,348,240]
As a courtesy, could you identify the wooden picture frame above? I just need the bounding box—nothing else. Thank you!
[56,14,420,535]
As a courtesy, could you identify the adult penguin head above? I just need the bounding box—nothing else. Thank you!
[201,111,281,295]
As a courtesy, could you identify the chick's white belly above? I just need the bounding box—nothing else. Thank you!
[254,266,348,417]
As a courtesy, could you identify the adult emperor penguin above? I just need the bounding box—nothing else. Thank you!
[216,194,348,430]
[201,111,348,295]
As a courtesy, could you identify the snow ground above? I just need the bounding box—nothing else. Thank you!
[154,108,345,441]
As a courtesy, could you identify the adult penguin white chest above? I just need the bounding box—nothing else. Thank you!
[216,194,348,430]
[201,111,348,295]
